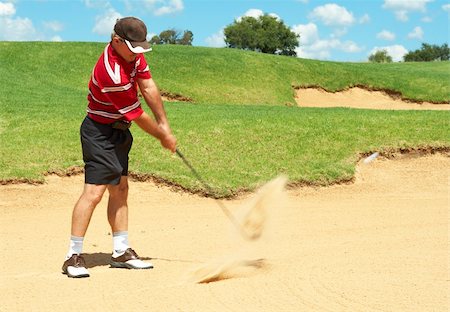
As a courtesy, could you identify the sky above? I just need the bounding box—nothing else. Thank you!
[0,0,449,62]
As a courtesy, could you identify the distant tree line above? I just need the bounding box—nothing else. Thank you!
[369,43,449,63]
[150,29,193,45]
[403,43,449,62]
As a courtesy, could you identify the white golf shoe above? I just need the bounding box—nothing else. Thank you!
[110,248,153,269]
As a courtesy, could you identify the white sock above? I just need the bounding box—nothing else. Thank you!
[66,235,84,260]
[113,231,129,257]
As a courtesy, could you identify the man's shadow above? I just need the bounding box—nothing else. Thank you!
[82,253,153,269]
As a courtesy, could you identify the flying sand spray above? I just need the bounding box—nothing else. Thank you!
[176,148,283,241]
[176,149,288,282]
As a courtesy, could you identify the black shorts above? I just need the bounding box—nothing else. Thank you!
[80,116,133,185]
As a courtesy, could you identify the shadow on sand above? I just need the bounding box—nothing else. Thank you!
[82,252,153,269]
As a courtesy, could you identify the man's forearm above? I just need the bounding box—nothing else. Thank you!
[133,111,165,140]
[138,78,169,126]
[133,111,177,153]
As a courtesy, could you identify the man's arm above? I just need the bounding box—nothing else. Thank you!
[137,77,171,134]
[135,77,176,152]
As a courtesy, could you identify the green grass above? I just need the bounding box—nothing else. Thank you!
[133,103,449,197]
[0,42,449,196]
[148,45,450,104]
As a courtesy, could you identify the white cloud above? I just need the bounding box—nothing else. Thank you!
[443,4,450,12]
[340,40,363,53]
[144,0,184,16]
[292,23,319,45]
[93,8,122,36]
[309,4,355,26]
[51,35,63,42]
[292,22,362,60]
[0,16,38,40]
[331,28,348,38]
[205,29,225,48]
[407,26,424,39]
[242,8,264,19]
[383,0,433,22]
[359,14,370,24]
[395,11,409,21]
[237,9,280,22]
[0,2,15,16]
[370,45,408,62]
[0,2,40,40]
[377,30,396,41]
[84,0,111,9]
[43,21,64,32]
[421,16,432,22]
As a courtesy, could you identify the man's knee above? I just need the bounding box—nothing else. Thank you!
[109,177,129,199]
[83,185,106,206]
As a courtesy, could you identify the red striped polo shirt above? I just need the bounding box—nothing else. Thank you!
[86,43,151,124]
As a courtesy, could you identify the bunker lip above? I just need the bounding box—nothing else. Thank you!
[1,147,449,193]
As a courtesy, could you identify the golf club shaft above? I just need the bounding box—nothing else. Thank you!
[175,148,247,238]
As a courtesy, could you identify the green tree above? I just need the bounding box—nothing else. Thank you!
[224,14,299,56]
[150,29,194,45]
[149,35,161,45]
[404,43,449,62]
[159,29,179,44]
[368,50,393,63]
[178,30,193,46]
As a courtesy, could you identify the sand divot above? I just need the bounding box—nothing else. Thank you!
[184,176,288,283]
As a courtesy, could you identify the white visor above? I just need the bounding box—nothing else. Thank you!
[124,39,152,53]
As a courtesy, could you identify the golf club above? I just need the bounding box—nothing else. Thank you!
[175,148,255,240]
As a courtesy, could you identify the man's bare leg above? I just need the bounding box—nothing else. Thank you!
[107,176,129,233]
[63,183,107,278]
[71,183,108,237]
[107,176,153,269]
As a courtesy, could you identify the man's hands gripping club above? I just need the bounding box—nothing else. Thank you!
[134,112,177,153]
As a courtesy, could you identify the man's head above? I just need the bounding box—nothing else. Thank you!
[111,17,151,62]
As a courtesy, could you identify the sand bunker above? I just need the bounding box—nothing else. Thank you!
[295,87,450,110]
[1,153,448,311]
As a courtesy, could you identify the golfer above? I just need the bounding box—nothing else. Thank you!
[62,17,176,278]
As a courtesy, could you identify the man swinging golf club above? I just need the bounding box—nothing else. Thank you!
[62,17,176,278]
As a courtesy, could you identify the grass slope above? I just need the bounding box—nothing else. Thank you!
[149,44,450,104]
[0,42,449,196]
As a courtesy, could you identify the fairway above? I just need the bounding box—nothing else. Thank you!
[0,153,448,311]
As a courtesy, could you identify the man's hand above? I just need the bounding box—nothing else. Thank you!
[134,112,176,152]
[158,123,176,152]
[159,130,177,153]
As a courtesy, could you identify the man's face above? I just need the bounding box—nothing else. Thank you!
[113,36,137,63]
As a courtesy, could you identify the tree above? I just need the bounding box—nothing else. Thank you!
[149,29,194,45]
[403,43,449,62]
[368,50,393,63]
[224,14,299,56]
[149,35,161,45]
[159,29,178,44]
[178,30,193,46]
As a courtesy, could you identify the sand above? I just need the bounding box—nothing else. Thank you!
[295,87,450,110]
[0,153,448,311]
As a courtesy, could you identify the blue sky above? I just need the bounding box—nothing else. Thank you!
[1,0,449,62]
